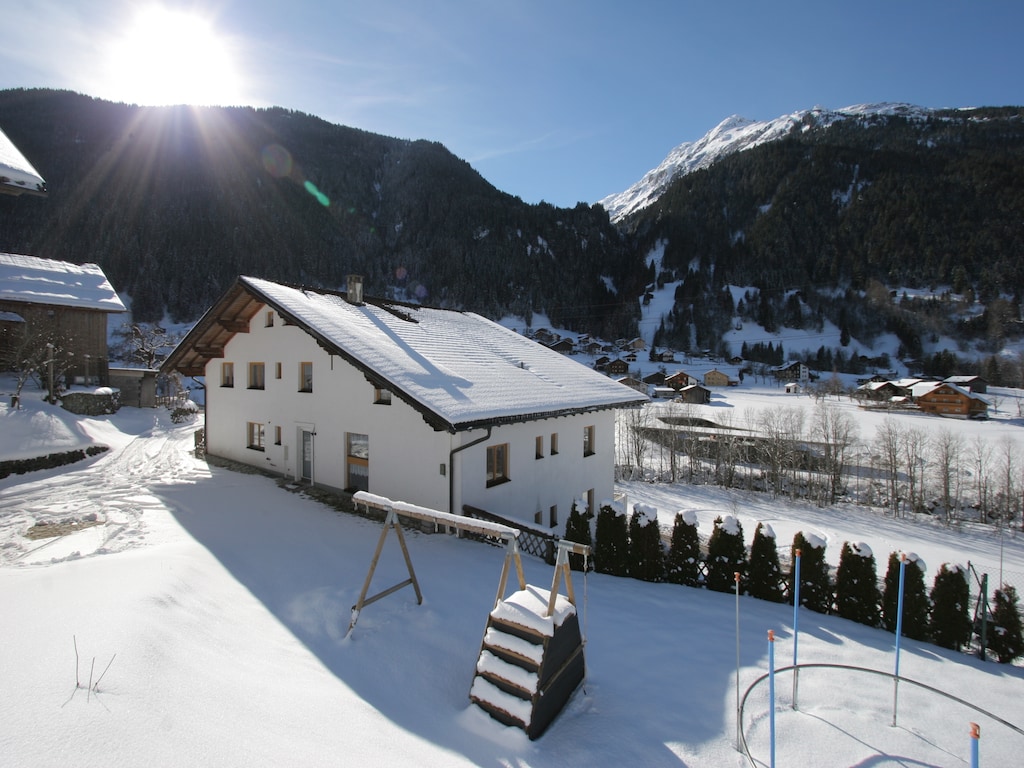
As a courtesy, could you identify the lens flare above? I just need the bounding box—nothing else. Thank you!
[261,144,293,178]
[303,180,330,207]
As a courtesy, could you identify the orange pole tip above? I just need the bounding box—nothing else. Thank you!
[970,722,980,739]
[768,629,775,642]
[794,549,801,557]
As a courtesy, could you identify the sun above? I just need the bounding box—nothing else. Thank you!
[103,5,244,107]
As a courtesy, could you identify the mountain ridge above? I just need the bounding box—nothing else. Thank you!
[599,103,936,221]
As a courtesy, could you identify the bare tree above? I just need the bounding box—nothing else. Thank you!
[901,426,928,515]
[616,405,651,480]
[111,322,181,369]
[971,434,992,522]
[874,417,903,517]
[812,402,859,505]
[997,435,1018,527]
[930,426,964,524]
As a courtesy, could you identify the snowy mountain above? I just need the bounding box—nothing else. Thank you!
[599,103,933,222]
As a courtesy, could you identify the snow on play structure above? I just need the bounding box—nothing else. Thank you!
[350,492,590,740]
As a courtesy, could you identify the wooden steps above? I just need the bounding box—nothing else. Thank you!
[469,586,586,740]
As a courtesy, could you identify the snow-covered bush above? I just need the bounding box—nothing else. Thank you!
[563,498,593,572]
[928,563,972,651]
[882,552,929,640]
[987,585,1024,663]
[834,541,880,627]
[705,515,745,593]
[790,531,830,613]
[665,510,701,587]
[594,501,628,577]
[628,504,665,583]
[747,522,784,603]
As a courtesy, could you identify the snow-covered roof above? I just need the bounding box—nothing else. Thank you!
[0,126,46,196]
[167,276,648,432]
[0,253,126,313]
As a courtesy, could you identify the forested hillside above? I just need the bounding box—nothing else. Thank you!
[0,89,642,337]
[623,108,1024,370]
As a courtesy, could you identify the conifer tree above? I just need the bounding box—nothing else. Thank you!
[882,552,929,640]
[663,514,704,585]
[834,541,881,627]
[987,585,1024,663]
[665,511,701,587]
[628,504,665,583]
[594,502,628,577]
[563,498,593,572]
[791,532,830,613]
[706,515,746,593]
[929,564,972,651]
[747,522,784,602]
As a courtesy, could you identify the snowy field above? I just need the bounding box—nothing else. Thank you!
[1,379,1022,767]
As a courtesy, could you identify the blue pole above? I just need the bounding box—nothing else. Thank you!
[768,629,776,768]
[892,554,907,727]
[792,549,801,709]
[970,722,980,768]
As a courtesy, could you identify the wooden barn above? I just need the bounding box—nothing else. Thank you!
[0,253,126,385]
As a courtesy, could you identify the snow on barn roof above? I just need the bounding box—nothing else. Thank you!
[0,253,126,312]
[0,126,46,196]
[167,276,648,432]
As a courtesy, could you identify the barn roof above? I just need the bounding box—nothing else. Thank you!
[164,276,647,432]
[0,253,126,312]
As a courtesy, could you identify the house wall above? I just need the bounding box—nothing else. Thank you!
[0,300,113,383]
[204,304,617,527]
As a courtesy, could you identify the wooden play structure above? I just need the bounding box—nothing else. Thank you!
[349,492,590,740]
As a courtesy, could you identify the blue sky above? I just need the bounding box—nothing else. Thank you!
[2,0,1022,208]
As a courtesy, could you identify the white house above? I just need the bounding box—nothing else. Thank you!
[163,276,648,529]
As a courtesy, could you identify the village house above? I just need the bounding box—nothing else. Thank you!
[605,358,630,375]
[771,360,809,382]
[915,382,990,419]
[665,370,699,390]
[703,368,734,387]
[943,375,988,394]
[162,276,647,529]
[0,253,126,386]
[675,383,711,405]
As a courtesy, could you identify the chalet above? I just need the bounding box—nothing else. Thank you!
[676,384,711,405]
[0,253,125,385]
[615,376,647,394]
[620,337,647,352]
[546,337,575,355]
[593,355,611,371]
[944,375,988,394]
[772,361,809,382]
[916,382,990,419]
[665,370,699,390]
[703,368,734,387]
[162,276,648,528]
[855,380,903,402]
[606,358,630,375]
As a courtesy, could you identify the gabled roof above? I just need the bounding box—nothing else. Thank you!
[0,253,126,312]
[164,276,648,433]
[0,126,46,197]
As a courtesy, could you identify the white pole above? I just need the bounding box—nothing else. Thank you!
[734,571,741,750]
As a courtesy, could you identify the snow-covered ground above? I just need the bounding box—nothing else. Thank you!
[1,379,1022,767]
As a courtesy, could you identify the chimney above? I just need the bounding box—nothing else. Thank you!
[347,275,364,305]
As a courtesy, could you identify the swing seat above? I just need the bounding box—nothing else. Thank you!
[469,586,586,740]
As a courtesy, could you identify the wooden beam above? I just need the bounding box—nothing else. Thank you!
[216,317,249,332]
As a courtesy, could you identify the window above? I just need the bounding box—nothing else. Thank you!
[248,362,265,390]
[549,505,558,528]
[486,443,510,487]
[346,432,369,492]
[535,435,544,460]
[247,422,265,451]
[374,386,391,405]
[274,426,282,445]
[583,425,595,457]
[534,510,543,525]
[275,362,282,379]
[265,311,275,327]
[221,362,234,388]
[299,362,313,392]
[551,433,559,455]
